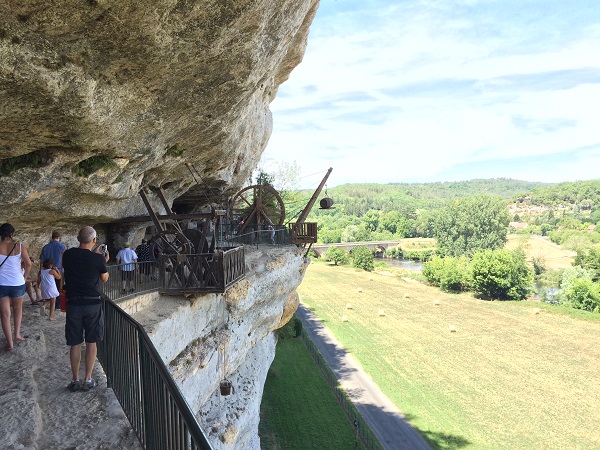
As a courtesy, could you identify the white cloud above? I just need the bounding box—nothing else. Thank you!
[263,0,600,185]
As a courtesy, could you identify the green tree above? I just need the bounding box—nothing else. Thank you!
[255,170,275,186]
[470,248,532,300]
[434,195,510,257]
[567,278,600,312]
[341,224,371,242]
[319,229,342,244]
[324,247,349,266]
[362,210,380,232]
[422,256,470,292]
[540,223,553,236]
[574,247,600,281]
[352,246,374,271]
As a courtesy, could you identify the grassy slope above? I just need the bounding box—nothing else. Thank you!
[298,262,600,449]
[506,234,576,270]
[259,324,366,450]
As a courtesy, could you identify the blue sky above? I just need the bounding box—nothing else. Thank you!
[261,0,600,188]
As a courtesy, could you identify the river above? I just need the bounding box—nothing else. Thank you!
[377,258,423,271]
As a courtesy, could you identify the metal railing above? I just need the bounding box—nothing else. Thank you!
[97,294,214,450]
[159,247,245,295]
[101,261,160,300]
[101,246,246,299]
[218,224,292,247]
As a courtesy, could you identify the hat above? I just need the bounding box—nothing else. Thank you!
[51,230,62,239]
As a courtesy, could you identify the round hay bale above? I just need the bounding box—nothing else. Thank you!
[357,287,363,293]
[346,302,353,309]
[533,308,541,314]
[369,277,373,281]
[404,293,410,298]
[378,309,385,317]
[449,324,457,333]
[341,315,349,322]
[434,300,440,306]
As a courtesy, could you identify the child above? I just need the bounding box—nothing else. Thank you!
[37,258,61,321]
[22,258,41,305]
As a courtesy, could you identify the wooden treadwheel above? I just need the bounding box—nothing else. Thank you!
[230,184,285,234]
[150,229,193,258]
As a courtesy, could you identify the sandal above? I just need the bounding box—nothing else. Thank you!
[68,380,81,392]
[82,379,98,391]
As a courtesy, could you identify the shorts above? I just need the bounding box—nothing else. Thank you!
[65,303,104,345]
[121,270,134,281]
[0,284,26,300]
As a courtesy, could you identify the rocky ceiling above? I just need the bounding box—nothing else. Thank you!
[0,0,319,239]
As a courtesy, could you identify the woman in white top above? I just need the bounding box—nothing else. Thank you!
[0,223,32,350]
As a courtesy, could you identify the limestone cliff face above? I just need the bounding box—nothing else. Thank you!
[0,0,319,249]
[0,2,318,448]
[120,247,308,449]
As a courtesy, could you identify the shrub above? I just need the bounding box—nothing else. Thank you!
[72,155,117,177]
[422,256,470,292]
[422,256,446,286]
[532,256,546,277]
[324,247,349,266]
[0,150,48,175]
[470,248,533,300]
[439,256,471,292]
[351,246,374,272]
[567,278,600,312]
[166,144,184,157]
[293,316,303,337]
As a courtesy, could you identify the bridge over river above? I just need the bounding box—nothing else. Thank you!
[311,241,402,257]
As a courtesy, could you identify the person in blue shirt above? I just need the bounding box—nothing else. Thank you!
[40,230,66,308]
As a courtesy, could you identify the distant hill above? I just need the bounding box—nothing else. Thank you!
[305,178,550,217]
[525,180,600,207]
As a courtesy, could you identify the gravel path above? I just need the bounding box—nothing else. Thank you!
[297,304,431,450]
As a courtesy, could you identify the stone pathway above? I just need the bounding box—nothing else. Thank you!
[0,302,141,450]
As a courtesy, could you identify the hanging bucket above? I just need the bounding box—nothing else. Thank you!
[220,380,234,396]
[319,197,334,209]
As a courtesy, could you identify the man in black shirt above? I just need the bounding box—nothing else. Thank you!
[62,226,109,392]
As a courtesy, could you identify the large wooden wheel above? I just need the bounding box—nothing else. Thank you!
[150,229,193,258]
[230,184,285,234]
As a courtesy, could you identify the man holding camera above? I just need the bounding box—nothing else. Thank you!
[62,226,109,392]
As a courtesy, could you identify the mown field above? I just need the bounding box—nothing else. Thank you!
[505,234,576,270]
[298,262,600,449]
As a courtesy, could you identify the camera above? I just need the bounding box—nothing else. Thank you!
[99,244,108,253]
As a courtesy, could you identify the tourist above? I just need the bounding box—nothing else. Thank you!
[40,230,66,308]
[134,239,152,278]
[116,242,137,293]
[62,226,109,391]
[38,258,61,321]
[0,223,32,350]
[267,224,275,245]
[23,258,41,305]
